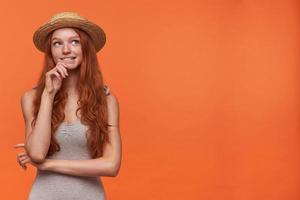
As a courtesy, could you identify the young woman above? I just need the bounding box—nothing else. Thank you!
[13,12,122,200]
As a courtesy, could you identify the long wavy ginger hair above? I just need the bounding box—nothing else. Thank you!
[31,28,110,159]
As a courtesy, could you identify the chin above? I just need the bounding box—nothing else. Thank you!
[68,64,81,70]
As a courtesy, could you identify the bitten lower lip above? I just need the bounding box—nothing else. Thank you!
[60,57,76,60]
[60,58,77,64]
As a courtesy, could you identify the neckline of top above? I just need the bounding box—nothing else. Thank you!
[61,119,82,126]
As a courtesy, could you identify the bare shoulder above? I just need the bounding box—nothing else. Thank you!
[106,92,120,126]
[20,88,37,123]
[106,92,119,105]
[21,88,37,107]
[21,88,37,100]
[106,92,119,113]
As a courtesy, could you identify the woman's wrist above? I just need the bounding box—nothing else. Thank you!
[42,89,55,100]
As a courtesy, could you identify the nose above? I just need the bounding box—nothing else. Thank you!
[62,43,71,54]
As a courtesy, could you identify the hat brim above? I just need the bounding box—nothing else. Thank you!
[33,18,106,52]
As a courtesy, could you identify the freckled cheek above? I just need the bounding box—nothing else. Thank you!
[75,47,82,55]
[51,49,60,63]
[54,55,60,63]
[76,50,83,62]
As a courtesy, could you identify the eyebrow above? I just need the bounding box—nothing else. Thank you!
[52,36,80,41]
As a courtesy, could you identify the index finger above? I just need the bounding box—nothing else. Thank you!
[13,143,25,149]
[58,62,70,69]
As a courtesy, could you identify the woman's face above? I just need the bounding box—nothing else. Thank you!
[51,28,83,70]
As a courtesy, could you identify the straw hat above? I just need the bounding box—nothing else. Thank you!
[33,12,106,52]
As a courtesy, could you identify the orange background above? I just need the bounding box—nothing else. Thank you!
[0,0,300,199]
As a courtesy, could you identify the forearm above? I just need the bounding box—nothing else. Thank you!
[26,89,54,162]
[44,158,118,177]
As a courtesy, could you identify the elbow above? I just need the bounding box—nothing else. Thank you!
[110,169,119,177]
[25,143,46,163]
[31,156,46,164]
[110,162,121,177]
[28,152,46,163]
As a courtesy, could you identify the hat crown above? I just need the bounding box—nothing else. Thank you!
[33,12,106,52]
[50,12,86,22]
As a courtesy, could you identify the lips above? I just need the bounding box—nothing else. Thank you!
[60,57,76,64]
[60,57,76,61]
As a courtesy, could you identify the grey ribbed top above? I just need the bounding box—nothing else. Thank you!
[27,121,106,200]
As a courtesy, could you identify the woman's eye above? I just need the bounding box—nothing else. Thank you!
[52,41,60,46]
[52,40,80,46]
[71,40,80,45]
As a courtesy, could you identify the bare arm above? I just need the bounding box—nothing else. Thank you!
[21,89,55,163]
[42,94,122,177]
